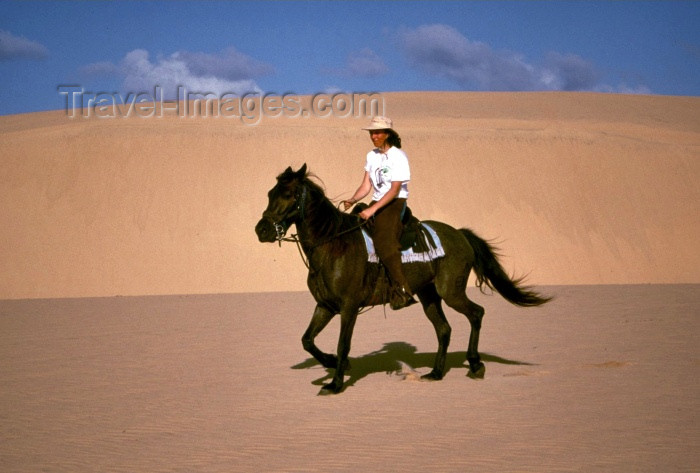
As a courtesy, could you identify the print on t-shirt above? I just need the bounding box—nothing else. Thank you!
[374,163,390,190]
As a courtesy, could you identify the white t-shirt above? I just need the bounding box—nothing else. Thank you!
[364,146,410,201]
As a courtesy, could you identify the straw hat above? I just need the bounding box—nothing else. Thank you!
[362,116,394,131]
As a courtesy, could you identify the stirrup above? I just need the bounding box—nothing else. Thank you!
[390,286,417,310]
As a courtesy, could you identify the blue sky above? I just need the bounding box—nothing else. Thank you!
[1,1,699,115]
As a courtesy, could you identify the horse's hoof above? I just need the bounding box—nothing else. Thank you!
[467,363,485,379]
[319,382,342,395]
[421,371,443,381]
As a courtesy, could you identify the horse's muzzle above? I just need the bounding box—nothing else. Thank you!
[255,217,277,243]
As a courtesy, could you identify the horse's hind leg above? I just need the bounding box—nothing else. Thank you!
[441,284,486,378]
[464,299,486,378]
[417,284,451,380]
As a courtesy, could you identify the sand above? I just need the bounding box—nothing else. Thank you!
[1,92,699,471]
[1,286,698,472]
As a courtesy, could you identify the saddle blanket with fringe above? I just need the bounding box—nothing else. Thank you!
[361,222,446,264]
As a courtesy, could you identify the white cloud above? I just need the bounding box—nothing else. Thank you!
[542,52,601,91]
[0,30,48,60]
[81,47,273,97]
[397,24,536,90]
[397,24,607,92]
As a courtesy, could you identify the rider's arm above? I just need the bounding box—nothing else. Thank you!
[358,181,403,219]
[343,171,372,210]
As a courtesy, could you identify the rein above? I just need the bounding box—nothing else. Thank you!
[273,183,366,269]
[279,221,366,270]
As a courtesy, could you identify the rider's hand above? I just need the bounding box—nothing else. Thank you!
[358,208,373,220]
[342,200,355,211]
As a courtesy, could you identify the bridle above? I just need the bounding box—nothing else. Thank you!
[264,184,308,246]
[263,182,366,267]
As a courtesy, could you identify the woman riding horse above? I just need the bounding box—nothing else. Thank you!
[255,163,551,394]
[342,116,416,310]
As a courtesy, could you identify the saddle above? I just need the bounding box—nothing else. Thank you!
[351,202,423,251]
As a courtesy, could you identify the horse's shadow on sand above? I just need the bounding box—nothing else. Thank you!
[291,341,535,390]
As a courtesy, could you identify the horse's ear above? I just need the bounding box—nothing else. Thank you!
[297,163,307,177]
[284,166,293,174]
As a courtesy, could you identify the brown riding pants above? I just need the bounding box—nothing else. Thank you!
[367,198,410,290]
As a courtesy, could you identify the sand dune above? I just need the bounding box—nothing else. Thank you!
[1,92,698,299]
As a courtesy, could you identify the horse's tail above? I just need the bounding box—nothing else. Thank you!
[460,228,551,307]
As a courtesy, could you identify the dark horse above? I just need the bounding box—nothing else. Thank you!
[255,164,550,394]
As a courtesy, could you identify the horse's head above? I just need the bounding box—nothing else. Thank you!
[255,163,308,243]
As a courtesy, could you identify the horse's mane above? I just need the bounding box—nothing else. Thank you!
[302,173,361,242]
[277,167,361,247]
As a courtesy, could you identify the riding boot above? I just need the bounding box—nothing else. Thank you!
[382,253,417,310]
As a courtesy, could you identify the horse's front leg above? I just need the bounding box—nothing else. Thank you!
[301,304,337,369]
[321,306,359,394]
